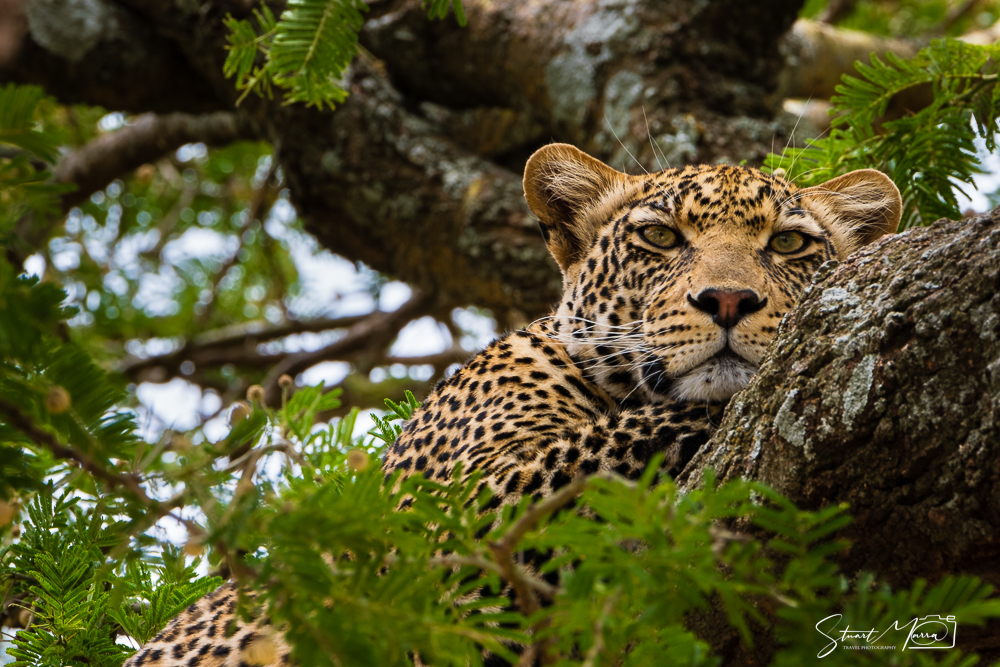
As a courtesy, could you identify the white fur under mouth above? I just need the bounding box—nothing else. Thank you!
[669,352,758,403]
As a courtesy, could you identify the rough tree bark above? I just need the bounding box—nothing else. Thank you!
[680,208,1000,661]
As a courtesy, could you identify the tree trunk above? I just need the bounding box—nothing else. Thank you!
[680,207,1000,661]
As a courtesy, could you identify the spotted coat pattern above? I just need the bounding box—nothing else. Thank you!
[123,144,901,667]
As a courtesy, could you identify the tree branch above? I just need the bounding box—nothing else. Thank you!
[56,111,258,209]
[118,314,371,378]
[0,0,224,113]
[777,19,918,101]
[0,396,152,504]
[260,293,432,404]
[488,474,589,617]
[580,591,617,667]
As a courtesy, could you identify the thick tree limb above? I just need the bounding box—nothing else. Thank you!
[0,0,223,113]
[56,111,259,209]
[281,60,560,320]
[681,208,1000,660]
[361,0,801,165]
[777,19,918,101]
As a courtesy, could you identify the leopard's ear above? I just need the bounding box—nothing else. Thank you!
[801,169,902,251]
[524,143,635,273]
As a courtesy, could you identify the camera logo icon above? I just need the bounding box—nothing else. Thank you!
[904,615,957,650]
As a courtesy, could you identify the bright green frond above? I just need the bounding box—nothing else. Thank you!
[0,84,60,164]
[222,0,465,107]
[767,37,1000,230]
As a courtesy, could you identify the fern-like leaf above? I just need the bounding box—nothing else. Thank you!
[0,84,59,163]
[766,37,1000,230]
[222,0,465,107]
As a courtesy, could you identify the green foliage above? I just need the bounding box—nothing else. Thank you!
[369,389,421,444]
[0,84,73,233]
[223,0,466,108]
[766,38,1000,228]
[0,261,141,502]
[802,0,1000,39]
[1,492,221,666]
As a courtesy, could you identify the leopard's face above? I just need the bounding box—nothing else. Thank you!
[524,145,901,405]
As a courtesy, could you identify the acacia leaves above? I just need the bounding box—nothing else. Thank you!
[223,0,466,108]
[767,38,1000,228]
[0,84,72,231]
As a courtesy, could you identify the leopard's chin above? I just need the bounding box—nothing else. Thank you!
[668,350,757,403]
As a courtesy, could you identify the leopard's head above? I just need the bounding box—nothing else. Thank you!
[524,144,901,404]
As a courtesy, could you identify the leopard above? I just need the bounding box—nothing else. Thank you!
[122,143,901,667]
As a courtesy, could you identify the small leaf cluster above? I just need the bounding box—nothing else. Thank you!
[0,84,73,233]
[0,259,140,503]
[369,389,421,445]
[766,38,1000,228]
[223,0,466,108]
[1,492,220,666]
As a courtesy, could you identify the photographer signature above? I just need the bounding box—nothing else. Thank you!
[815,614,956,657]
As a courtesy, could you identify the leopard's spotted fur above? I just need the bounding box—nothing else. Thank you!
[123,144,901,667]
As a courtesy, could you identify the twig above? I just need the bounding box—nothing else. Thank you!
[218,441,307,474]
[581,591,618,667]
[488,474,589,617]
[117,313,373,377]
[815,0,856,24]
[260,291,431,404]
[429,554,558,599]
[516,643,540,667]
[192,148,280,328]
[215,441,283,528]
[142,184,197,259]
[938,0,981,35]
[492,475,589,557]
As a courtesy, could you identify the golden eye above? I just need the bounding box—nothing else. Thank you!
[770,231,807,254]
[640,225,679,249]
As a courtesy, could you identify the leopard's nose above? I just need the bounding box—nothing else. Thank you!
[687,289,766,329]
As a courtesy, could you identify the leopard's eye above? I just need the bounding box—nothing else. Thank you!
[640,225,679,249]
[769,231,807,254]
